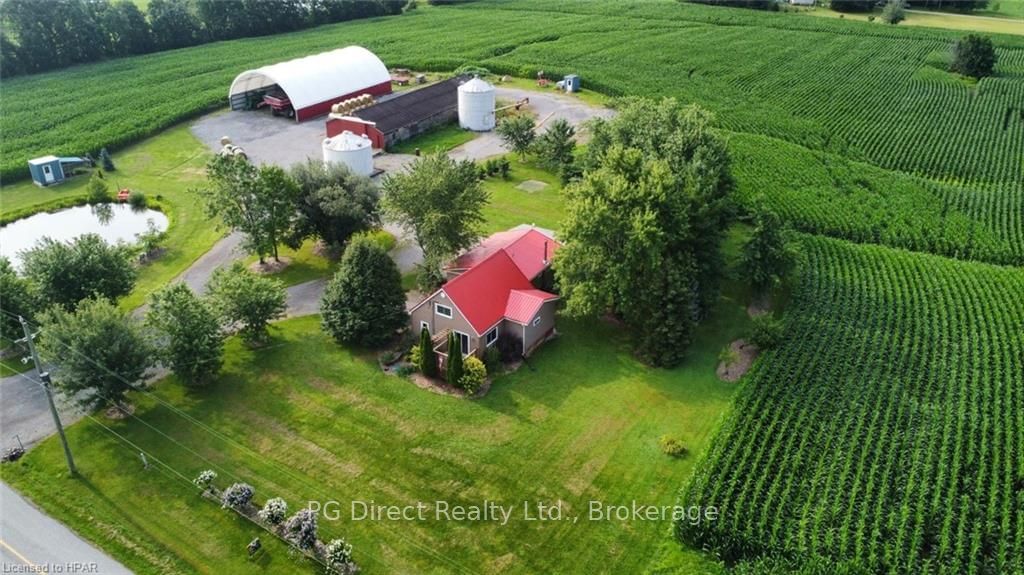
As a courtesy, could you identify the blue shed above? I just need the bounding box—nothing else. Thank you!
[28,155,89,186]
[28,155,65,186]
[563,74,581,93]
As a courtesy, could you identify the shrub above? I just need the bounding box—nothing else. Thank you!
[127,190,147,210]
[459,356,487,394]
[497,157,511,179]
[483,346,502,373]
[86,173,110,204]
[659,435,688,458]
[221,482,255,509]
[258,497,288,525]
[285,509,318,550]
[359,229,396,253]
[324,538,355,572]
[193,469,217,490]
[748,314,783,349]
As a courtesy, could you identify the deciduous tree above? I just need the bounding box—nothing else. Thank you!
[206,263,286,344]
[320,234,407,347]
[950,34,997,78]
[741,202,794,297]
[288,159,379,250]
[0,257,35,344]
[20,234,136,310]
[496,115,536,160]
[381,152,488,289]
[146,283,225,386]
[582,97,733,319]
[38,297,153,410]
[532,118,576,177]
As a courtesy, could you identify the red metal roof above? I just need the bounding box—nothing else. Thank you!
[448,227,560,279]
[504,289,559,325]
[441,249,557,334]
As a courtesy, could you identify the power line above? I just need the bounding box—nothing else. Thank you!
[3,312,474,574]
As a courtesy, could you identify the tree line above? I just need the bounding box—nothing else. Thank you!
[1,0,406,79]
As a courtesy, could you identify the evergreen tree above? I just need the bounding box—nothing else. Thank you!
[418,326,438,377]
[320,235,407,347]
[446,332,463,384]
[496,115,536,160]
[533,118,576,175]
[100,147,115,171]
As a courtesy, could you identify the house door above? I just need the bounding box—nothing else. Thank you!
[42,164,54,183]
[455,331,470,355]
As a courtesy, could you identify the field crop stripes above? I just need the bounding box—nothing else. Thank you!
[677,236,1024,574]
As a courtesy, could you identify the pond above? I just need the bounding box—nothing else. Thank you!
[0,204,169,269]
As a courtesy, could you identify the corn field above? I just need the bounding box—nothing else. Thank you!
[677,236,1024,575]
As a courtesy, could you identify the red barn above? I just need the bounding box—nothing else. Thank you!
[228,46,392,122]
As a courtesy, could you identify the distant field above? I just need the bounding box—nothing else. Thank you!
[3,0,1023,197]
[679,236,1024,574]
[802,5,1024,35]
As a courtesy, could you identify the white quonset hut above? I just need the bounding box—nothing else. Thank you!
[322,131,374,177]
[458,76,496,131]
[228,46,392,122]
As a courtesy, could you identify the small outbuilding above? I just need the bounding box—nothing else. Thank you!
[228,46,392,122]
[27,155,89,187]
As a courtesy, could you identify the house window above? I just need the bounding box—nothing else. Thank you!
[454,331,470,355]
[485,327,498,347]
[435,304,452,319]
[420,321,430,334]
[532,316,542,327]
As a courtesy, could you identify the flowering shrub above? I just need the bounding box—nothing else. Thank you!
[221,482,255,509]
[258,497,288,526]
[193,469,217,490]
[285,508,318,550]
[324,538,356,573]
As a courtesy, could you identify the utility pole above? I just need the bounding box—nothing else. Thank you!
[18,316,77,475]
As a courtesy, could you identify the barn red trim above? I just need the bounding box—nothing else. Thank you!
[295,80,392,122]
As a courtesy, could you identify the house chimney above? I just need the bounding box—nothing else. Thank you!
[543,240,548,264]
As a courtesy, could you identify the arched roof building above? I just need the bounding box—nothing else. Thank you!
[228,46,392,122]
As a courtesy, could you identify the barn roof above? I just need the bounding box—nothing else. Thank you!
[447,226,560,279]
[228,46,389,112]
[353,76,464,134]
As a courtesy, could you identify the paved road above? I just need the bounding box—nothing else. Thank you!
[0,482,132,575]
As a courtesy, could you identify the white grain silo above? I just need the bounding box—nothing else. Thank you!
[322,131,373,176]
[458,76,496,131]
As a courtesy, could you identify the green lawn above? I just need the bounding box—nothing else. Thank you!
[389,122,478,155]
[2,282,749,573]
[243,240,340,288]
[0,124,222,311]
[482,158,565,234]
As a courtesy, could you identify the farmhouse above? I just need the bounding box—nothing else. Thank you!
[228,46,392,122]
[326,76,465,149]
[409,226,561,365]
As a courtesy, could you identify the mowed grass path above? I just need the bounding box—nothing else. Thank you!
[0,125,222,310]
[2,309,747,574]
